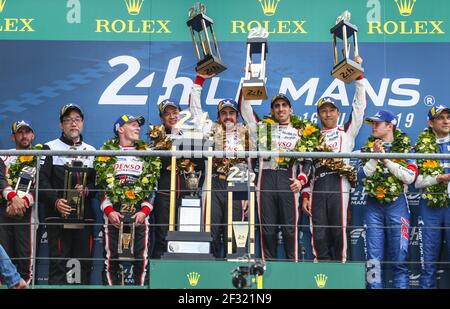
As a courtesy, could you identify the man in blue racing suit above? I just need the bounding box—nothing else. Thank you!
[359,109,417,289]
[414,105,450,288]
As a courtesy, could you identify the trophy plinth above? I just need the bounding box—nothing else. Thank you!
[196,54,227,76]
[330,16,364,84]
[226,222,250,261]
[187,3,227,75]
[118,203,136,260]
[242,28,269,100]
[331,58,364,83]
[163,136,213,260]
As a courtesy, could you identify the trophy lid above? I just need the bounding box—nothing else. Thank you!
[187,3,213,31]
[186,13,214,31]
[247,27,269,48]
[330,20,358,39]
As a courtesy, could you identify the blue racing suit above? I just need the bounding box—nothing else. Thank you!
[359,143,417,289]
[414,134,450,288]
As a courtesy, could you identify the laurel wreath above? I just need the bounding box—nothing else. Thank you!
[362,129,411,204]
[211,123,250,174]
[94,138,161,205]
[415,127,449,207]
[6,144,43,189]
[256,114,322,168]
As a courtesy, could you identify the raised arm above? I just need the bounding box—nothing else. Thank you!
[344,56,366,141]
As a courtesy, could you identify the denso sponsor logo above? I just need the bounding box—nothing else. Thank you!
[113,162,143,171]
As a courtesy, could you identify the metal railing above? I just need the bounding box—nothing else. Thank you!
[0,149,449,289]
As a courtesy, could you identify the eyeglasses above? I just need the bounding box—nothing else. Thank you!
[62,117,83,124]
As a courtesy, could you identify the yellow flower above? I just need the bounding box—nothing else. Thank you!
[18,156,33,163]
[125,190,136,200]
[375,186,386,200]
[367,141,374,149]
[141,177,149,184]
[302,125,317,137]
[7,179,13,186]
[275,149,285,163]
[97,156,111,162]
[106,177,114,184]
[423,160,438,169]
[263,118,276,125]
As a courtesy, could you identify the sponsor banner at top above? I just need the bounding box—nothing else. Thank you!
[0,0,447,42]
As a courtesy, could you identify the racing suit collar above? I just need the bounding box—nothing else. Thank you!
[59,133,83,146]
[436,134,450,144]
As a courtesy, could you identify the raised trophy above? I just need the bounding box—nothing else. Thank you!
[226,162,256,260]
[242,27,269,100]
[63,160,88,228]
[118,203,136,260]
[187,2,227,75]
[330,10,364,83]
[6,166,37,219]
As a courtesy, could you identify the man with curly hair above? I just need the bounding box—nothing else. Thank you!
[189,72,256,259]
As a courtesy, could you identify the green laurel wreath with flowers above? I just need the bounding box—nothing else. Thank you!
[415,127,449,207]
[362,129,411,204]
[6,143,43,188]
[257,114,322,168]
[94,138,161,205]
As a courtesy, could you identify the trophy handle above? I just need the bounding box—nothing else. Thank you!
[79,172,87,220]
[353,32,359,59]
[118,221,123,254]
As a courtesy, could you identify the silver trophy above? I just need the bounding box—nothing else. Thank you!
[184,170,202,197]
[6,166,37,219]
[242,27,269,100]
[15,166,36,198]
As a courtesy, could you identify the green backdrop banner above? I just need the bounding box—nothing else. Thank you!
[149,260,366,289]
[0,0,447,42]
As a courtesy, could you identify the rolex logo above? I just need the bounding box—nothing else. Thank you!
[187,272,200,287]
[394,0,416,17]
[124,0,144,16]
[0,0,6,13]
[259,0,280,17]
[314,273,328,288]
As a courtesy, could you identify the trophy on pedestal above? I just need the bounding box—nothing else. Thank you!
[187,2,227,75]
[6,166,37,219]
[163,137,214,260]
[330,10,364,83]
[242,27,269,100]
[226,162,256,261]
[63,160,88,228]
[118,203,136,260]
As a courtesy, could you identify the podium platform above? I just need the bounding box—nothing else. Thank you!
[149,259,366,289]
